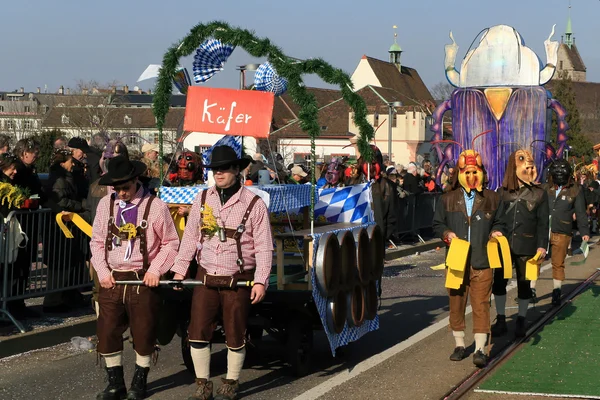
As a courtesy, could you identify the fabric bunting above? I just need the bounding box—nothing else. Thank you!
[254,62,288,96]
[192,39,235,83]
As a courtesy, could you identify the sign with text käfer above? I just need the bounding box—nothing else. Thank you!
[183,86,274,138]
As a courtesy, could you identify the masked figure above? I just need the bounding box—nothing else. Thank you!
[433,147,505,368]
[176,150,203,186]
[542,159,590,306]
[491,149,549,338]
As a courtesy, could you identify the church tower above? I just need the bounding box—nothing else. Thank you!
[389,25,403,71]
[554,1,587,81]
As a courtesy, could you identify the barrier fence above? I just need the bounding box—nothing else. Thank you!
[392,193,441,242]
[1,208,92,333]
[0,191,442,333]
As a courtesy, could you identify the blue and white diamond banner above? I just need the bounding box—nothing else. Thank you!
[314,182,374,224]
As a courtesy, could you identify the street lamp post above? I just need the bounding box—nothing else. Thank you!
[236,64,261,90]
[387,101,403,160]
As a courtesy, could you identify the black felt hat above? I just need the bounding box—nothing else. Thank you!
[98,155,147,186]
[204,145,251,170]
[68,137,90,152]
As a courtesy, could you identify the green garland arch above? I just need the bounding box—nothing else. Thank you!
[152,21,375,220]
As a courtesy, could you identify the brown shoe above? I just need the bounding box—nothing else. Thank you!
[188,378,213,400]
[214,378,239,400]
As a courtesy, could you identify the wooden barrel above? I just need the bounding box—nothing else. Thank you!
[314,233,340,297]
[367,224,384,281]
[326,290,347,334]
[346,285,366,327]
[363,280,378,321]
[336,231,358,290]
[352,227,370,283]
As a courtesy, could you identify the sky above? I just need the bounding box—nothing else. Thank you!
[2,0,598,94]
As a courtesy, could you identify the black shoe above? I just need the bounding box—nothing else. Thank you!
[97,366,127,400]
[552,288,562,306]
[530,288,538,304]
[126,364,149,400]
[491,315,508,337]
[472,350,488,368]
[449,346,466,361]
[515,316,527,338]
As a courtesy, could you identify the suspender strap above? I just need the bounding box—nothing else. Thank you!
[105,195,116,264]
[232,195,260,273]
[137,194,155,270]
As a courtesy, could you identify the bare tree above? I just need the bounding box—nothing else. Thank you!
[429,81,455,101]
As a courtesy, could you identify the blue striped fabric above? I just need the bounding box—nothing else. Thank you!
[254,62,288,96]
[192,39,235,83]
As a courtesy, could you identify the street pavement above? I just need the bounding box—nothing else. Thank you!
[0,248,450,400]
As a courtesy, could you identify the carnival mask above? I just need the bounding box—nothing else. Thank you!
[514,149,537,184]
[549,159,571,186]
[177,151,202,182]
[457,149,484,193]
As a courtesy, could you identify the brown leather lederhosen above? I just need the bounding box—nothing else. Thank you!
[97,191,160,356]
[188,189,260,349]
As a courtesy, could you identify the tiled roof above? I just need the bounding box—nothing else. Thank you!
[271,88,342,130]
[560,44,586,72]
[42,107,185,130]
[364,56,435,107]
[271,98,351,138]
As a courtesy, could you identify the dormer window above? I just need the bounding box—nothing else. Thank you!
[57,103,65,107]
[124,115,132,125]
[92,115,100,125]
[61,114,69,124]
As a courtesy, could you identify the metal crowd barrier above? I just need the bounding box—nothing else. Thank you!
[392,192,441,243]
[1,208,92,333]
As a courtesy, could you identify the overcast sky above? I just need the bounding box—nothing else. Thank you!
[2,0,597,94]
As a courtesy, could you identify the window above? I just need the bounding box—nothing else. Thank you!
[293,153,311,164]
[61,114,69,124]
[6,120,14,130]
[24,106,31,113]
[57,103,65,107]
[0,106,4,112]
[559,60,563,70]
[321,126,328,131]
[92,115,100,125]
[126,136,139,145]
[23,120,32,129]
[153,133,160,144]
[124,115,132,125]
[43,105,49,113]
[373,112,379,127]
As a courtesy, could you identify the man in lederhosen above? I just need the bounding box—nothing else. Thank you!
[90,155,179,400]
[543,158,589,306]
[171,145,273,400]
[491,149,549,338]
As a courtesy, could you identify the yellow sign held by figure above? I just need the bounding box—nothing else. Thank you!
[445,238,470,289]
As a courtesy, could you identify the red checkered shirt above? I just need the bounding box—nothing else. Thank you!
[90,185,180,283]
[171,186,273,287]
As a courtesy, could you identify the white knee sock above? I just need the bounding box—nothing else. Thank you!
[494,294,506,316]
[135,351,151,368]
[452,330,465,348]
[104,352,122,368]
[518,298,529,318]
[554,279,562,289]
[474,333,488,352]
[226,348,246,380]
[190,345,211,380]
[530,280,537,289]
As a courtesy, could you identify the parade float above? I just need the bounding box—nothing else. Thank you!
[430,24,570,188]
[147,21,384,376]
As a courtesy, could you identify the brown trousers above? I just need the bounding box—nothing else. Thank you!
[447,267,493,334]
[550,232,571,281]
[97,270,159,356]
[188,268,253,350]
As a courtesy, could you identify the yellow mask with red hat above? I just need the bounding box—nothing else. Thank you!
[457,149,485,193]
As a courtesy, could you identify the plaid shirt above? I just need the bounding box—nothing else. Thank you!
[171,186,273,287]
[90,185,180,283]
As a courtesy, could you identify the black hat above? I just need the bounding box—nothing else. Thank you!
[68,137,90,152]
[204,145,251,170]
[98,155,147,186]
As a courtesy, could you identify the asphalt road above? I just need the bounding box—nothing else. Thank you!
[0,248,449,400]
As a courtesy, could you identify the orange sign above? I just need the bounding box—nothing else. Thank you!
[183,86,274,138]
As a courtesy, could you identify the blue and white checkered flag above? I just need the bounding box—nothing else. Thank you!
[314,182,374,223]
[202,135,242,180]
[254,62,288,96]
[192,39,235,83]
